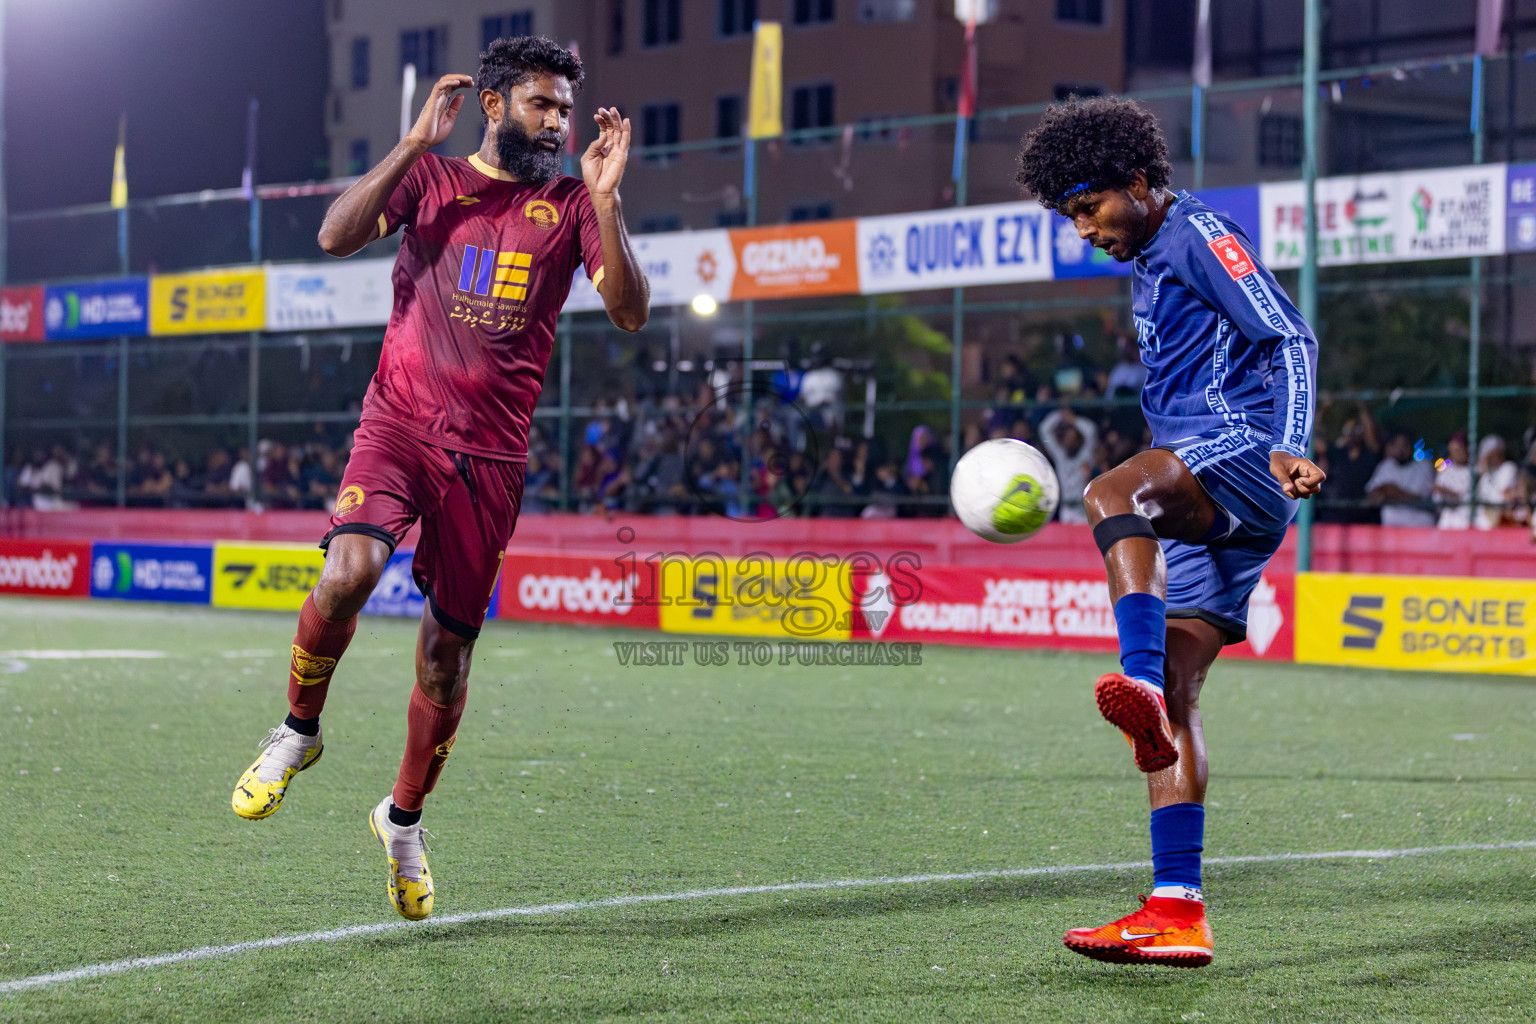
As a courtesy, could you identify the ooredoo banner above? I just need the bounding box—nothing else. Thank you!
[89,542,213,604]
[851,565,1293,661]
[0,538,91,598]
[1296,572,1536,675]
[498,552,661,629]
[728,221,860,300]
[1,286,46,342]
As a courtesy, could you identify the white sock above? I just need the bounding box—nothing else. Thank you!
[1151,884,1203,903]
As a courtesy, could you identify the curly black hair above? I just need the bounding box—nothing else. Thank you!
[477,36,585,124]
[1015,96,1172,209]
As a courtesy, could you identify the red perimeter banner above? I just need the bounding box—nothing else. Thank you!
[0,538,92,598]
[1,286,46,342]
[850,565,1293,662]
[497,551,661,630]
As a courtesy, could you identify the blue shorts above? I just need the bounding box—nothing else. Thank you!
[1159,427,1297,645]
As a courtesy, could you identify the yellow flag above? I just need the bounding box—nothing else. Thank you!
[110,115,128,209]
[748,22,782,140]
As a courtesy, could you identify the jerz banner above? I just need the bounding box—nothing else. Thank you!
[211,541,324,611]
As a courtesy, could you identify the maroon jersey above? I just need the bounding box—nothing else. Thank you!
[362,153,605,461]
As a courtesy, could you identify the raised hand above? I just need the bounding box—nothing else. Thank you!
[406,74,473,151]
[1269,450,1326,500]
[582,107,632,199]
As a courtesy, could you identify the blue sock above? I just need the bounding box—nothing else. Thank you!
[1150,802,1204,896]
[1113,592,1166,690]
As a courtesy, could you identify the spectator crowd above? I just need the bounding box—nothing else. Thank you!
[6,337,1534,533]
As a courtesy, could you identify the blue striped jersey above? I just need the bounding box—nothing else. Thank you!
[1131,192,1317,459]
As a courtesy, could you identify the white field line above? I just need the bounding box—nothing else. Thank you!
[0,650,167,659]
[2,839,1533,996]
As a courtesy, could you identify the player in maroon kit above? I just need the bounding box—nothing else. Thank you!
[231,37,649,920]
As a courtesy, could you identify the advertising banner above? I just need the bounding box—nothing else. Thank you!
[498,552,661,630]
[565,230,737,313]
[212,541,324,611]
[150,267,266,335]
[43,277,149,340]
[266,258,395,330]
[1049,213,1132,280]
[851,565,1293,661]
[857,201,1053,293]
[728,221,860,300]
[1296,572,1536,675]
[1261,164,1506,269]
[1,286,46,342]
[657,554,851,640]
[360,548,427,619]
[0,538,91,598]
[1506,162,1536,252]
[89,542,213,604]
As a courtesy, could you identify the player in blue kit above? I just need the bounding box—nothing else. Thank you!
[1016,97,1324,967]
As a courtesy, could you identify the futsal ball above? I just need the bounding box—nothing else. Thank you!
[949,439,1060,543]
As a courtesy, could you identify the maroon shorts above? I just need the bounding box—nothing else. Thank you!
[323,420,526,639]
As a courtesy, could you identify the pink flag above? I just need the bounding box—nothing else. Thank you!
[1477,0,1505,56]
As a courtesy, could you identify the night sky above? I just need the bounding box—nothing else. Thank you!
[4,0,327,212]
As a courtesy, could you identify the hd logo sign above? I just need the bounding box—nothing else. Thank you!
[1297,572,1536,675]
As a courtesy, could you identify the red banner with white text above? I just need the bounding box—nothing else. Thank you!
[849,565,1293,661]
[0,538,92,597]
[498,551,661,630]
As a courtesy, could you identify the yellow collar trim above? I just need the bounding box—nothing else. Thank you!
[468,153,518,182]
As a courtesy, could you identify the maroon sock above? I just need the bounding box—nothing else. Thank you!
[392,686,467,812]
[287,592,357,720]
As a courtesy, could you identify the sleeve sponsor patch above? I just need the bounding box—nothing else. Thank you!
[1207,233,1256,280]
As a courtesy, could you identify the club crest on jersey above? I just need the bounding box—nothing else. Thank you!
[1207,234,1256,280]
[334,484,365,517]
[457,244,533,301]
[524,200,560,230]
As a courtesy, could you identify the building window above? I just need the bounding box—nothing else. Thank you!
[639,213,683,233]
[348,139,370,175]
[790,83,835,142]
[643,0,682,46]
[1055,0,1104,25]
[1053,83,1104,101]
[857,0,914,21]
[719,0,758,36]
[789,201,834,222]
[642,102,681,163]
[793,0,836,24]
[350,37,370,90]
[608,0,625,54]
[715,94,743,151]
[1258,113,1302,169]
[482,12,534,51]
[400,26,447,76]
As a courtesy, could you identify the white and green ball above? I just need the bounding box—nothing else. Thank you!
[949,439,1061,543]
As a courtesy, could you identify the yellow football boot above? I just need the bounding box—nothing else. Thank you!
[369,796,435,920]
[231,724,324,820]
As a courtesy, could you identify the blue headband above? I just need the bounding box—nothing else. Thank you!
[1054,180,1096,205]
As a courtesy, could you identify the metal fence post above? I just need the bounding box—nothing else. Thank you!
[1295,0,1321,573]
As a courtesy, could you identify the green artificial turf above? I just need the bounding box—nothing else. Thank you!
[2,596,1534,1022]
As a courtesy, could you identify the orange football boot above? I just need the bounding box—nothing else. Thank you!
[1094,673,1178,773]
[1063,894,1213,967]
